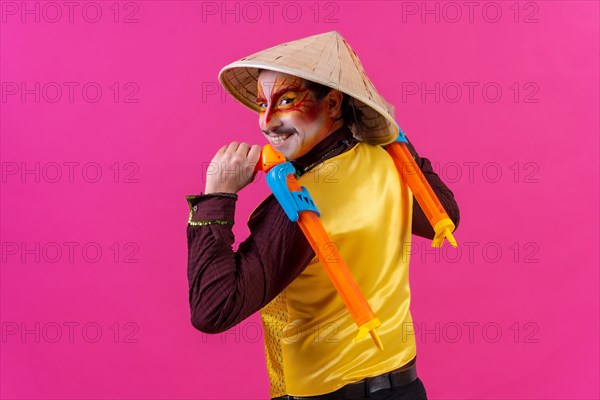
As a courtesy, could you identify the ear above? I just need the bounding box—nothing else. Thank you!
[326,90,343,118]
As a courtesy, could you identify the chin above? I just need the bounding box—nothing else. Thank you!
[283,150,297,161]
[280,144,300,161]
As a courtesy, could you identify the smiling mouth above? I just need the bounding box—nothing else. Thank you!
[270,133,293,145]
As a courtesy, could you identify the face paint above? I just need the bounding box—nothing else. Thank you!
[257,70,341,160]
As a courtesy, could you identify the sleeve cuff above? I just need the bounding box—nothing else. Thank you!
[185,193,238,226]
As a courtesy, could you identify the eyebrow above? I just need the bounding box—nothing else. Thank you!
[256,84,303,103]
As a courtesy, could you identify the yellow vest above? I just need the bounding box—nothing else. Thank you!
[259,141,416,397]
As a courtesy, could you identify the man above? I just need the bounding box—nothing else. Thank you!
[186,31,459,399]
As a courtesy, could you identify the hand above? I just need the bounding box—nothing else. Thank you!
[204,142,261,194]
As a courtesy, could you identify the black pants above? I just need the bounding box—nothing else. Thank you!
[274,377,428,400]
[366,377,428,399]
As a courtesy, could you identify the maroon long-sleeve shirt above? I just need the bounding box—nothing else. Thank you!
[186,124,460,334]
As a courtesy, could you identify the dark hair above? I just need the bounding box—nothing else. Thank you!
[257,68,364,129]
[302,79,364,128]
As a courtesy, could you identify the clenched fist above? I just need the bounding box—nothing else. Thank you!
[204,142,262,194]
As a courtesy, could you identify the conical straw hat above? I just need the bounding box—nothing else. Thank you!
[218,31,400,145]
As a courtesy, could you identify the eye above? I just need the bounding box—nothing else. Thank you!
[279,97,293,106]
[258,102,267,109]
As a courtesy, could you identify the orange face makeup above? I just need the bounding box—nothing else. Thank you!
[257,70,342,161]
[256,75,319,126]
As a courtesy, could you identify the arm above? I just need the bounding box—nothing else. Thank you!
[404,136,461,240]
[186,192,315,334]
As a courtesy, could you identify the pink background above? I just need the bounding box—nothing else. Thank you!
[1,1,598,399]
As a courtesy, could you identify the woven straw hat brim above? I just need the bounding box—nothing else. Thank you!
[217,31,399,146]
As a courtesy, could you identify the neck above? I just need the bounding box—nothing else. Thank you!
[292,121,357,175]
[324,117,345,142]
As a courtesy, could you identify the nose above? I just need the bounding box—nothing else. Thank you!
[260,105,281,133]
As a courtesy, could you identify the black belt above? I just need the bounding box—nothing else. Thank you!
[273,356,418,400]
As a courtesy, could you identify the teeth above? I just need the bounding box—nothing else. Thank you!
[271,134,292,144]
